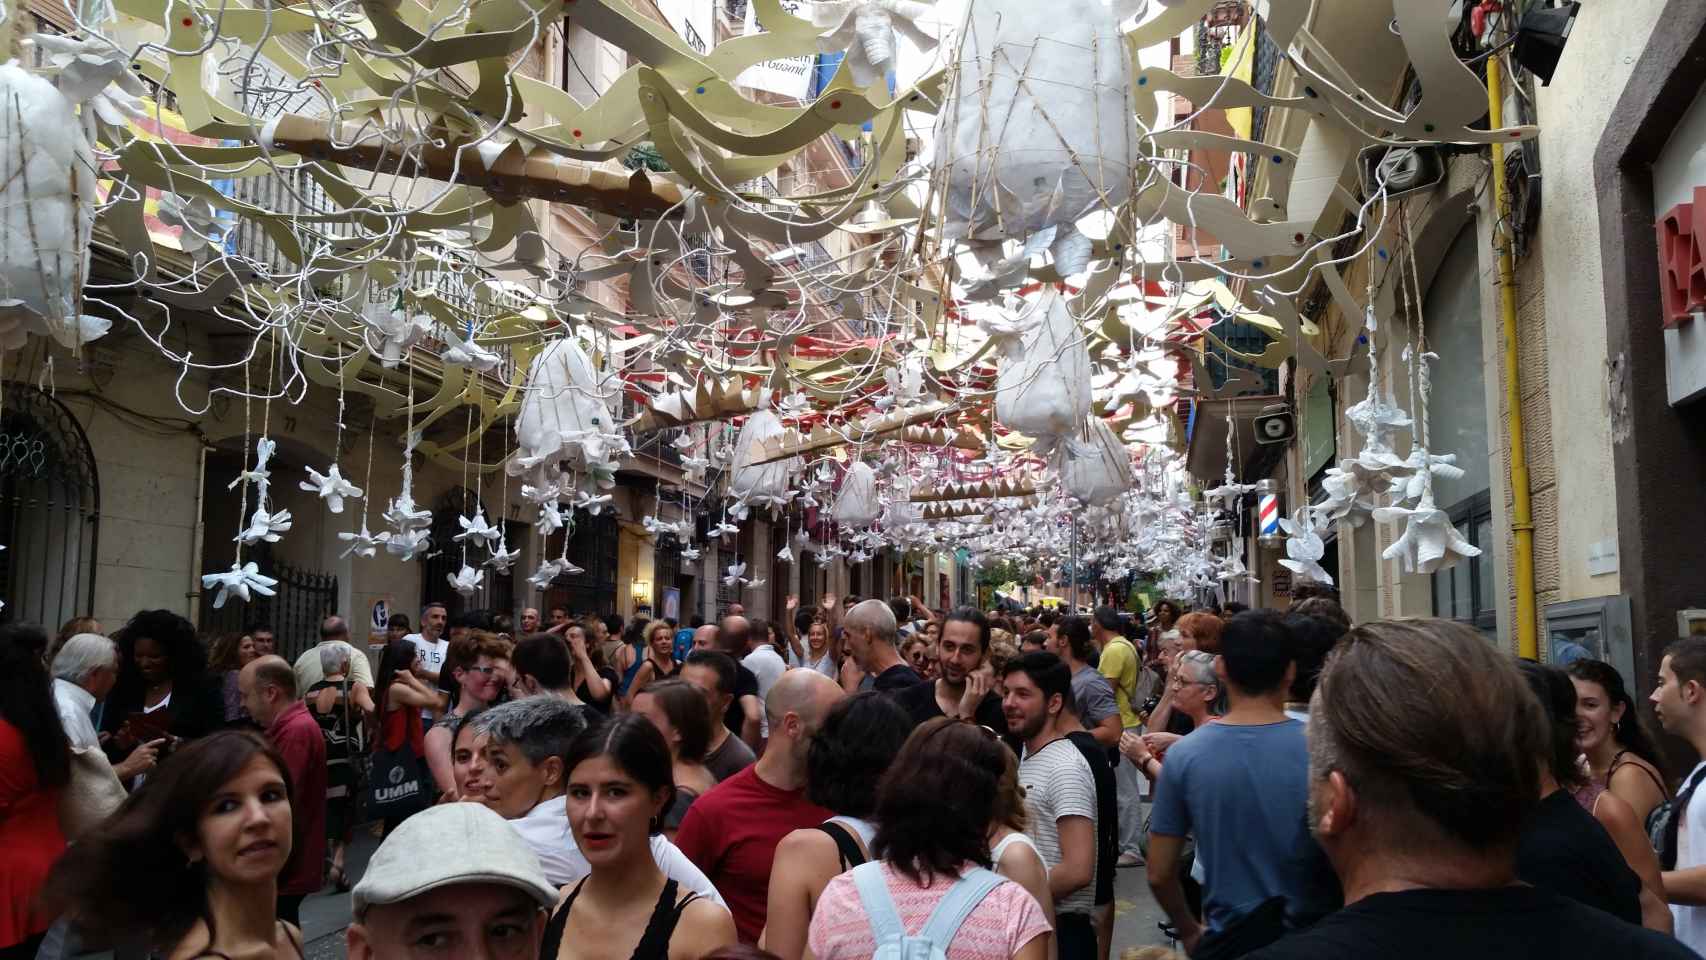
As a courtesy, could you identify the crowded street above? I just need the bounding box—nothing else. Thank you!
[6,0,1706,957]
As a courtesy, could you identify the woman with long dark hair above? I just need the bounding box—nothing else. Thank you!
[43,730,303,958]
[373,638,437,827]
[761,692,913,960]
[0,623,71,959]
[1515,661,1669,932]
[207,632,259,724]
[805,718,1050,960]
[102,610,225,755]
[630,679,719,838]
[541,715,736,959]
[1568,659,1669,825]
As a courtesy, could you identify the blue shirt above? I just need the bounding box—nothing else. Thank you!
[1148,719,1317,932]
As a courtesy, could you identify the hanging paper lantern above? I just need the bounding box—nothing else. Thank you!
[833,461,881,527]
[983,288,1091,453]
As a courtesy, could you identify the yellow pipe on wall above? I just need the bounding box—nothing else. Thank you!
[1487,54,1538,659]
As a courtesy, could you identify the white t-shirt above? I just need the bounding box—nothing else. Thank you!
[1672,761,1706,953]
[405,632,448,719]
[1019,736,1099,916]
[743,645,787,738]
[508,798,728,908]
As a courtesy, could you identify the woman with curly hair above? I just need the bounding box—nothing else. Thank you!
[759,692,915,960]
[101,610,225,758]
[207,632,259,724]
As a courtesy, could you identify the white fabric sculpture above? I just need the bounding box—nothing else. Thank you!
[0,58,112,351]
[1056,417,1132,506]
[508,338,627,478]
[833,461,882,527]
[729,398,795,506]
[301,464,363,514]
[448,564,484,596]
[934,0,1146,284]
[812,1,937,88]
[201,562,278,609]
[983,288,1091,453]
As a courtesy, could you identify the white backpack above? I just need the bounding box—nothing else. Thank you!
[852,862,1004,960]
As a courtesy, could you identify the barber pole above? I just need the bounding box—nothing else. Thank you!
[1255,479,1284,548]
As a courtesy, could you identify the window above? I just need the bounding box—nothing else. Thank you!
[1431,490,1496,634]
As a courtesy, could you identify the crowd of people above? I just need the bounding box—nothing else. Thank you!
[3,586,1706,960]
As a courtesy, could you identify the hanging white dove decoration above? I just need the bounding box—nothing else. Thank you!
[573,491,614,516]
[454,512,503,548]
[365,304,434,368]
[776,543,793,564]
[201,562,278,609]
[385,527,431,562]
[679,544,702,563]
[484,537,522,573]
[537,503,566,536]
[440,335,502,372]
[723,561,748,588]
[301,464,363,514]
[745,578,767,591]
[235,505,293,545]
[1276,510,1334,586]
[528,558,568,591]
[1372,344,1482,574]
[229,437,278,491]
[448,564,485,596]
[337,521,390,559]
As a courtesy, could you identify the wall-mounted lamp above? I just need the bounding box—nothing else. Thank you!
[630,579,652,606]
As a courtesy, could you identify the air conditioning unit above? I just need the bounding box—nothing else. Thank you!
[1359,144,1445,201]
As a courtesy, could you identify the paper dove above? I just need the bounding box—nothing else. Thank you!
[228,436,278,491]
[366,307,433,368]
[776,544,793,564]
[528,559,568,591]
[454,513,503,548]
[679,545,702,562]
[671,433,696,451]
[382,494,433,532]
[440,336,502,372]
[201,562,278,609]
[745,578,767,591]
[722,562,748,588]
[1276,511,1334,586]
[710,521,741,539]
[301,464,363,514]
[235,505,293,545]
[337,521,390,559]
[537,504,566,536]
[448,564,485,596]
[385,527,431,562]
[485,539,521,573]
[1372,481,1482,576]
[574,492,613,516]
[727,500,751,522]
[777,391,812,419]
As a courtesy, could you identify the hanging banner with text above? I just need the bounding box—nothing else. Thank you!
[736,0,815,99]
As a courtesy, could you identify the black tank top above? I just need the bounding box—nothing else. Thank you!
[541,876,700,960]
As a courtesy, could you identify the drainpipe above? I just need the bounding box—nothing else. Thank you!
[186,443,212,624]
[1487,54,1538,659]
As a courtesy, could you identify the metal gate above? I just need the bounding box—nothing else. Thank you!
[198,542,338,662]
[420,487,515,618]
[0,385,99,628]
[542,511,618,618]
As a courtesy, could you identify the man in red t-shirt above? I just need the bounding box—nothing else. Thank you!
[241,655,328,926]
[674,668,843,942]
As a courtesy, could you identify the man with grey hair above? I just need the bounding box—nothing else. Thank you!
[840,597,923,694]
[51,633,161,779]
[475,696,727,908]
[293,614,374,693]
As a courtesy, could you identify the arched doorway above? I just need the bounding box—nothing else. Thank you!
[422,486,515,619]
[0,385,100,628]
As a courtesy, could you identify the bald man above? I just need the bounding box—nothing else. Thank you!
[293,614,375,693]
[240,656,327,923]
[842,598,924,694]
[674,669,843,942]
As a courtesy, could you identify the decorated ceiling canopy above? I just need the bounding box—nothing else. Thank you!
[0,0,1529,596]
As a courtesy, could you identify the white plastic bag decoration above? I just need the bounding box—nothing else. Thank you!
[508,337,628,480]
[1372,349,1482,574]
[1277,509,1334,586]
[301,464,363,514]
[812,1,937,88]
[337,521,389,559]
[201,562,278,609]
[983,288,1091,454]
[448,564,484,596]
[729,395,796,506]
[1056,417,1132,506]
[0,58,111,351]
[934,0,1146,286]
[833,461,881,527]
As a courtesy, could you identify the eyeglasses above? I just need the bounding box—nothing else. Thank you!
[957,717,1001,740]
[466,665,497,675]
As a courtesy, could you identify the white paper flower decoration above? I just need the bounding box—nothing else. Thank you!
[235,505,293,545]
[1276,511,1334,586]
[301,464,363,514]
[448,564,484,596]
[385,527,431,562]
[528,558,568,591]
[454,512,502,548]
[201,562,278,609]
[337,521,390,559]
[484,538,521,573]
